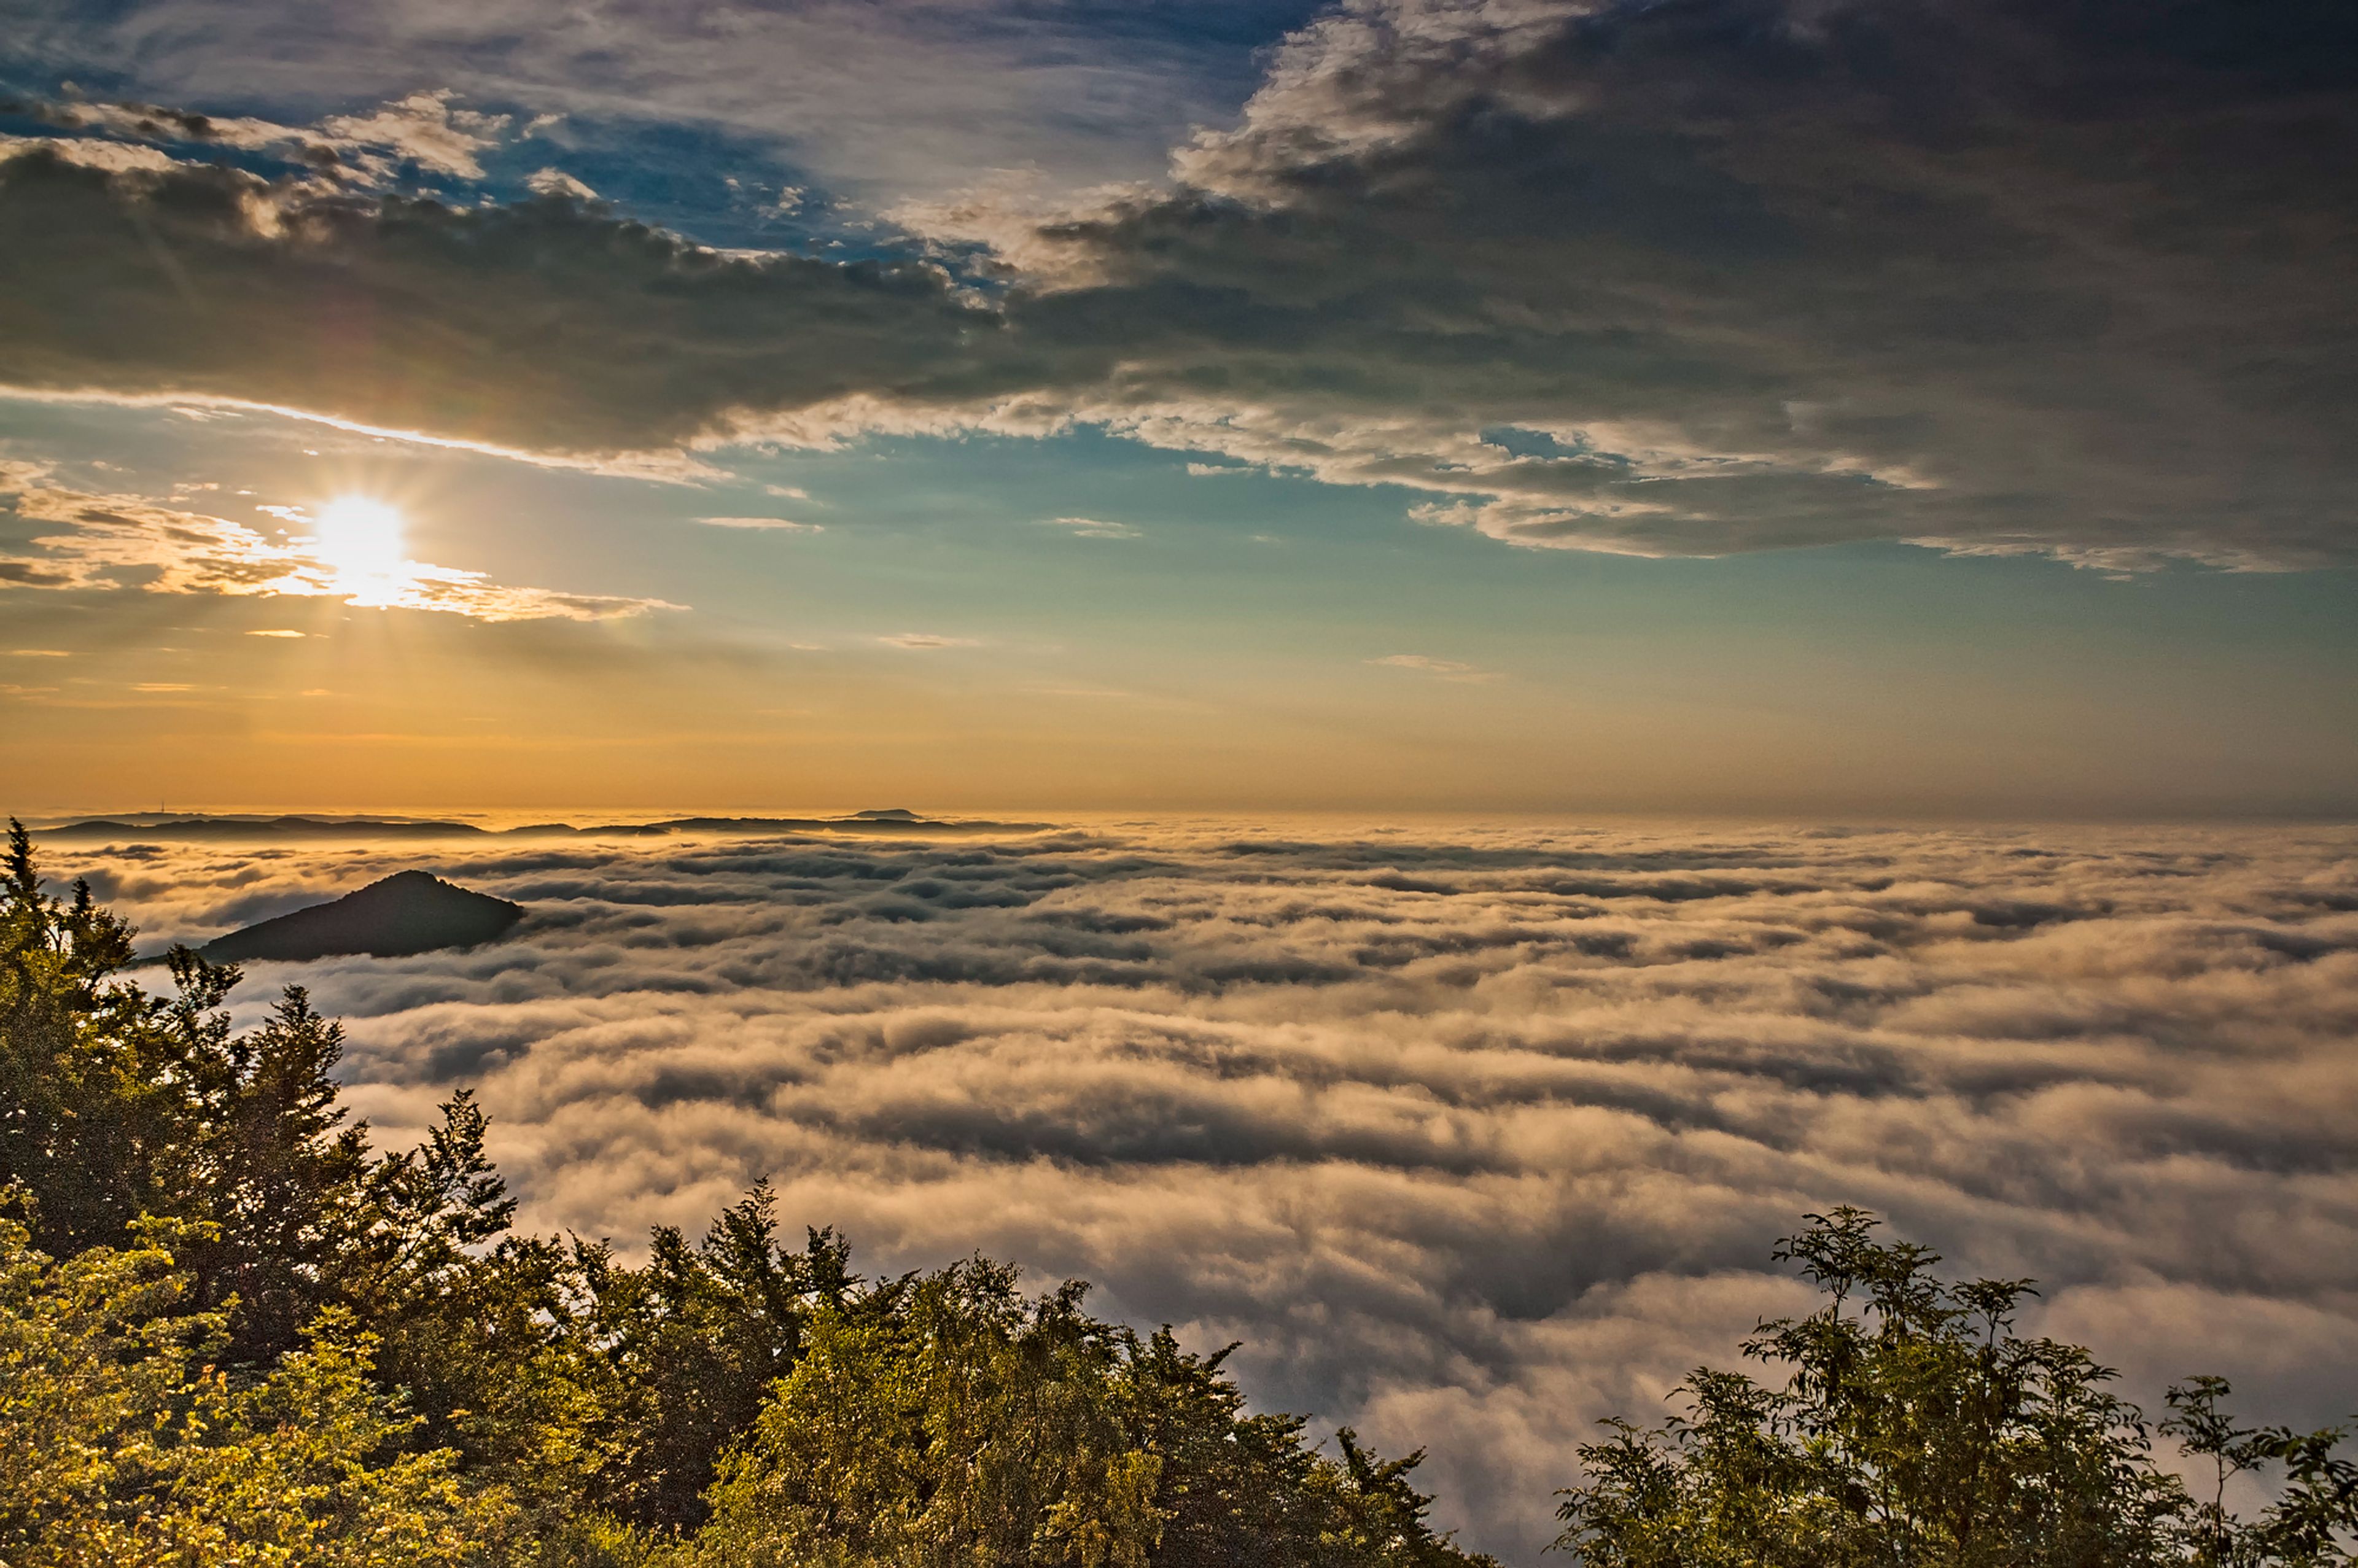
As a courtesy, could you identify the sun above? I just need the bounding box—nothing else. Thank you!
[308,496,408,588]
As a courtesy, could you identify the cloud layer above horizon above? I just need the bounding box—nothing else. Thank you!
[49,817,2358,1563]
[0,460,673,619]
[5,0,2357,568]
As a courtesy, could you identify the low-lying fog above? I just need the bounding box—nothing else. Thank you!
[52,818,2358,1562]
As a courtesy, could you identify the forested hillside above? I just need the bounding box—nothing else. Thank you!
[3,823,2351,1566]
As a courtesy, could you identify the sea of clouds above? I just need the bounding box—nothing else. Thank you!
[49,818,2358,1562]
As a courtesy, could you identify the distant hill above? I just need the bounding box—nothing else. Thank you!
[51,814,488,842]
[47,810,1048,842]
[199,871,524,963]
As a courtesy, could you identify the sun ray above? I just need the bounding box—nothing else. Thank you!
[306,496,408,598]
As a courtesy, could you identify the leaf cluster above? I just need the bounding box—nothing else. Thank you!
[1555,1207,2357,1567]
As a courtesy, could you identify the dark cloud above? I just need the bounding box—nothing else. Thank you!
[53,817,2358,1563]
[1004,0,2358,565]
[0,146,998,456]
[7,0,2355,564]
[0,0,1312,200]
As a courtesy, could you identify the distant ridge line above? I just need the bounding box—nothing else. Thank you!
[42,811,1054,842]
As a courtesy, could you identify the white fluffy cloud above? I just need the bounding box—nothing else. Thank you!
[523,166,599,201]
[9,88,513,188]
[45,816,2358,1561]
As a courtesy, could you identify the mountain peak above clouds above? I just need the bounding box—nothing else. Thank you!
[198,869,524,963]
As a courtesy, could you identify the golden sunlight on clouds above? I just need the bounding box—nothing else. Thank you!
[0,464,676,622]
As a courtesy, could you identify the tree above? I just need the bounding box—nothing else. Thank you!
[696,1260,1167,1568]
[2164,1375,2358,1568]
[695,1257,1495,1568]
[0,1205,475,1566]
[180,981,378,1361]
[1555,1208,2356,1567]
[0,820,191,1256]
[1,822,383,1358]
[574,1181,856,1528]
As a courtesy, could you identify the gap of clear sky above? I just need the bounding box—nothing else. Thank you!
[2,0,2353,818]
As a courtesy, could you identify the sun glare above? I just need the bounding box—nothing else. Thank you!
[308,496,408,589]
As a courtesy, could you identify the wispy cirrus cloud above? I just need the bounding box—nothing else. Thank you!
[1370,653,1498,683]
[877,631,981,650]
[1045,515,1141,539]
[693,515,821,532]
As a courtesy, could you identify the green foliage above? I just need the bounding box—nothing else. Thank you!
[0,1206,473,1565]
[692,1259,1492,1568]
[181,982,378,1362]
[697,1261,1165,1568]
[0,818,189,1254]
[1120,1327,1478,1568]
[1555,1208,2357,1567]
[0,825,1493,1567]
[2163,1376,2358,1567]
[578,1182,854,1528]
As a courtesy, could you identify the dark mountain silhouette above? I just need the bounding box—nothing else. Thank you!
[199,870,524,963]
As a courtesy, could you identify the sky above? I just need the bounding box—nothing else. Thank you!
[49,817,2358,1562]
[2,0,2355,817]
[6,10,2357,1557]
